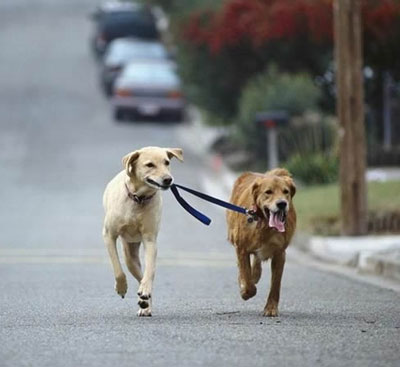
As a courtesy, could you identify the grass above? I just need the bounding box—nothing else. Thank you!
[294,180,400,234]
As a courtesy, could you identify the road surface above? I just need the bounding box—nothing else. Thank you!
[0,1,399,366]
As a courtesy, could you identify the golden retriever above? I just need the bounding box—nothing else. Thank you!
[226,168,296,316]
[102,146,183,316]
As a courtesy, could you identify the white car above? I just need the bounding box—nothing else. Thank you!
[101,38,169,96]
[112,60,185,122]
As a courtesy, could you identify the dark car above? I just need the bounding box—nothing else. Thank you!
[100,38,169,96]
[111,60,185,122]
[90,1,159,58]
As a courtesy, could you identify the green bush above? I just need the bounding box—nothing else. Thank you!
[284,152,338,185]
[235,67,321,148]
[278,114,338,161]
[280,116,339,184]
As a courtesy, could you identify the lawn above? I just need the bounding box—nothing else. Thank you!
[294,180,400,234]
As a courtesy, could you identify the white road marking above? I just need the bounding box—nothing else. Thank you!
[0,248,235,267]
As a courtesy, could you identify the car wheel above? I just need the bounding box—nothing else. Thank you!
[173,110,184,123]
[101,83,112,98]
[113,108,125,121]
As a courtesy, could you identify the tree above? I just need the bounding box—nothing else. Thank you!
[179,0,400,121]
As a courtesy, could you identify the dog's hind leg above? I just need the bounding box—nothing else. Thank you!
[103,229,128,298]
[251,255,262,284]
[264,251,286,317]
[122,239,143,283]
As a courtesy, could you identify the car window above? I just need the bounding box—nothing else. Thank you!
[105,42,167,64]
[122,64,179,85]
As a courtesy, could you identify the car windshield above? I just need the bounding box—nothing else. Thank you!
[100,11,158,39]
[105,41,167,64]
[121,63,179,85]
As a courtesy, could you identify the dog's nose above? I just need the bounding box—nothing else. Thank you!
[276,200,287,210]
[163,177,173,186]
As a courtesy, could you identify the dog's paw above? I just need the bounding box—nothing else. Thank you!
[240,284,257,301]
[137,307,152,317]
[137,282,152,301]
[137,282,152,310]
[138,298,150,309]
[115,274,127,298]
[263,305,279,317]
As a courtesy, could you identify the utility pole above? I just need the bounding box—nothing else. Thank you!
[333,0,368,235]
[383,71,393,150]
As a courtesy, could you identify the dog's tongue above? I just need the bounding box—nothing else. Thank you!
[269,212,285,232]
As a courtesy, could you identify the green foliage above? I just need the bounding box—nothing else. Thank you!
[235,67,321,148]
[176,41,266,120]
[278,114,338,161]
[280,116,339,185]
[285,152,338,185]
[147,0,223,17]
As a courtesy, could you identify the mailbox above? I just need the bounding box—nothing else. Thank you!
[255,111,289,169]
[255,111,289,128]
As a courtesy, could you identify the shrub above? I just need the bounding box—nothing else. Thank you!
[281,116,339,185]
[234,67,321,149]
[278,114,338,161]
[285,152,338,185]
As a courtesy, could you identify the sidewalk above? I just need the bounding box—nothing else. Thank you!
[304,236,400,282]
[178,112,400,284]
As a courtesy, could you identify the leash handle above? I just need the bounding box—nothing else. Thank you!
[170,185,212,225]
[173,183,248,215]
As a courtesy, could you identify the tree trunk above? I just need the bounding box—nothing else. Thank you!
[333,0,368,235]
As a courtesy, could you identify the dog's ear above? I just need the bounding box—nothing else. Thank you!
[122,151,140,177]
[166,148,184,162]
[251,180,260,200]
[283,176,296,198]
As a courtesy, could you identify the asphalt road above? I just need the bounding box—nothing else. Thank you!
[1,2,399,366]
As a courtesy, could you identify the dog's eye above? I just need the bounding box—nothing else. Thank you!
[283,189,289,195]
[145,162,155,168]
[164,160,170,166]
[265,190,273,195]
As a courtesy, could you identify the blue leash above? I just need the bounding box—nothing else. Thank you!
[170,183,258,226]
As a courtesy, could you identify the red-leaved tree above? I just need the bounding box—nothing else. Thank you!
[178,0,400,119]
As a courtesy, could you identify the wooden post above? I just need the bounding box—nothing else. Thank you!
[333,0,368,235]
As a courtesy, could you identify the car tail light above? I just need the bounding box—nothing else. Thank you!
[98,32,106,42]
[109,65,122,72]
[115,88,132,97]
[167,90,183,99]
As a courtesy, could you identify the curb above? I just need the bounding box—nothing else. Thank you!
[299,234,400,282]
[361,250,400,281]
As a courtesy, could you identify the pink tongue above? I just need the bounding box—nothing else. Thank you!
[269,213,285,232]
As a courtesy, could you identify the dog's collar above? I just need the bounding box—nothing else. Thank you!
[125,183,156,205]
[248,204,266,229]
[250,204,264,219]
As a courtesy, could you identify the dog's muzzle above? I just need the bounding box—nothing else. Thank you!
[146,177,173,190]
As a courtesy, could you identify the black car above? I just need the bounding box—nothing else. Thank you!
[90,1,159,58]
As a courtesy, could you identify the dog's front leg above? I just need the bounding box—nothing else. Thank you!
[137,235,157,316]
[103,230,127,299]
[236,246,257,300]
[264,251,286,317]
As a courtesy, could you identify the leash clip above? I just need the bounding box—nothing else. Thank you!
[246,208,259,223]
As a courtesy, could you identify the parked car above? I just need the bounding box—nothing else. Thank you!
[100,38,169,96]
[111,60,185,122]
[90,1,159,58]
